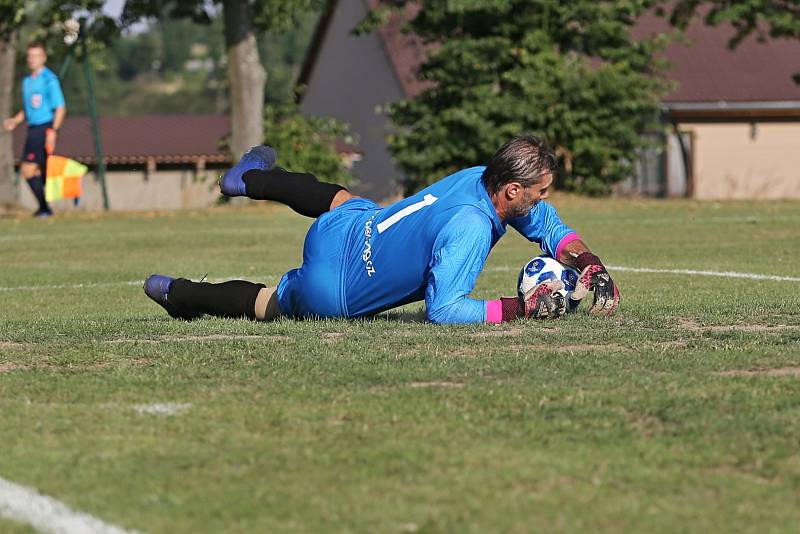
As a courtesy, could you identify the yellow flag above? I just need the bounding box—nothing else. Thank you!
[45,155,88,202]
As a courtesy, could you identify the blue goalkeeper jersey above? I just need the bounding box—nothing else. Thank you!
[340,166,576,323]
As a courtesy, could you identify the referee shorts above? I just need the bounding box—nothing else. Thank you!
[21,122,52,172]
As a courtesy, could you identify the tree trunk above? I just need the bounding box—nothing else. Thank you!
[0,31,19,209]
[223,0,266,161]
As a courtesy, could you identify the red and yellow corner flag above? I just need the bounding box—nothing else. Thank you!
[45,155,88,202]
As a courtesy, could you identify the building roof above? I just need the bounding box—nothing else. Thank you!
[299,4,800,111]
[298,0,431,100]
[634,13,800,107]
[13,114,232,166]
[365,0,431,98]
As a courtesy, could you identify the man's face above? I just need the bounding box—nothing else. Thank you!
[506,173,553,219]
[27,47,47,72]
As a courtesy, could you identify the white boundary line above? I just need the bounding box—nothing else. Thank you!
[0,266,797,294]
[0,476,138,534]
[490,265,800,282]
[0,275,278,293]
[605,265,800,283]
[0,281,142,292]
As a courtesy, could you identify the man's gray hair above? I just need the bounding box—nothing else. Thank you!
[481,134,557,195]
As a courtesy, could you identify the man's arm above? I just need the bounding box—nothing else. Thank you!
[425,209,566,324]
[52,106,66,130]
[45,106,66,154]
[424,210,492,324]
[46,74,67,153]
[3,110,24,131]
[509,201,579,258]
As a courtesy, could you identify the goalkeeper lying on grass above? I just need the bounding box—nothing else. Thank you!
[144,134,619,324]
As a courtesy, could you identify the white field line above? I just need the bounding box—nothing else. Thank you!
[132,402,192,416]
[0,476,138,534]
[1,266,797,294]
[0,281,142,292]
[0,227,298,243]
[0,275,278,293]
[489,265,800,283]
[590,215,800,225]
[0,235,46,242]
[605,265,800,283]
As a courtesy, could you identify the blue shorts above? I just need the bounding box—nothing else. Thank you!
[276,198,380,318]
[21,122,52,172]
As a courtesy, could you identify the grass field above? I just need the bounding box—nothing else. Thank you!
[1,196,799,533]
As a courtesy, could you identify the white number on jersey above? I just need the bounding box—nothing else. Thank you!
[376,194,438,234]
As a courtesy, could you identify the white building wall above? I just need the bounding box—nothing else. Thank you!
[18,169,222,211]
[680,122,800,200]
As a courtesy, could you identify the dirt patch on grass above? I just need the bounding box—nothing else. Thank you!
[716,367,800,378]
[407,381,465,389]
[449,348,480,357]
[0,341,30,350]
[368,380,467,394]
[105,334,290,344]
[470,327,524,338]
[0,362,28,373]
[677,318,800,333]
[705,464,779,485]
[509,343,629,353]
[0,361,113,372]
[322,332,344,341]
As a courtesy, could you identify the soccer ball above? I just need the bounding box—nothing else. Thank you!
[518,254,581,304]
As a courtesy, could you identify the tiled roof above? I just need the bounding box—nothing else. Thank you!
[13,114,232,165]
[297,0,431,100]
[300,3,799,108]
[634,13,800,105]
[365,0,432,98]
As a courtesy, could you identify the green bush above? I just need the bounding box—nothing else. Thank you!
[263,103,357,187]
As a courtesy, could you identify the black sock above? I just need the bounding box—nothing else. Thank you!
[27,174,50,212]
[243,168,345,218]
[168,279,265,320]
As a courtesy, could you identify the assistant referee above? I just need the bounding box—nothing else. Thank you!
[3,42,67,217]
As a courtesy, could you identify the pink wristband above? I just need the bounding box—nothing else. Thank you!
[486,299,503,324]
[555,232,581,260]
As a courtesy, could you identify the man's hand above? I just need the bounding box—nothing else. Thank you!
[3,118,18,131]
[521,280,566,319]
[45,128,57,155]
[570,253,620,316]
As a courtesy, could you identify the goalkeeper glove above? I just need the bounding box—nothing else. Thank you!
[570,252,620,316]
[500,280,567,320]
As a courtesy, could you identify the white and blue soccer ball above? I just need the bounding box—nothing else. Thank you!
[518,254,581,303]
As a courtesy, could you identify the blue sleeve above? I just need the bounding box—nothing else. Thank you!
[507,201,577,258]
[425,208,492,324]
[48,74,65,110]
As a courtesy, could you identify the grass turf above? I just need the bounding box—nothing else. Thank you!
[1,196,799,532]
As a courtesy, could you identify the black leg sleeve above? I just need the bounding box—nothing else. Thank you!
[243,168,345,218]
[168,279,265,320]
[27,174,50,212]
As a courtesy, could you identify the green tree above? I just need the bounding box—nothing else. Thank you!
[122,0,322,160]
[379,0,672,195]
[665,0,800,47]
